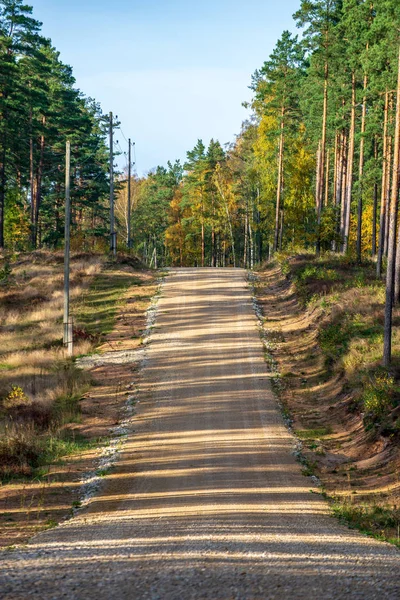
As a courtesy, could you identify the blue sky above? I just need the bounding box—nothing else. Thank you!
[30,0,300,174]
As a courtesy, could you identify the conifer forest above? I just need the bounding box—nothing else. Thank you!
[2,2,400,589]
[4,2,400,360]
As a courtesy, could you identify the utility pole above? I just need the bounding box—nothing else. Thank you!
[63,140,73,356]
[128,138,132,249]
[109,111,116,255]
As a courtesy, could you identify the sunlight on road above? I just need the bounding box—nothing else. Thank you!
[1,269,399,599]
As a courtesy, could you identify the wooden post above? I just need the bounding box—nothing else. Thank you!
[109,112,116,255]
[127,138,132,249]
[67,316,73,357]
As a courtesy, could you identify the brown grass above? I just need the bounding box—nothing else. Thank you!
[0,251,109,478]
[0,251,156,548]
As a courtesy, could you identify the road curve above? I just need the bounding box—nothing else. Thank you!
[1,268,399,599]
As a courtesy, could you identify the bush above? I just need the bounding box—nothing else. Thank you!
[2,385,31,410]
[318,321,352,365]
[362,372,397,422]
[0,424,42,478]
[0,261,12,283]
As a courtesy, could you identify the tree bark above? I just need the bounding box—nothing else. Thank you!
[274,105,285,253]
[0,142,6,249]
[385,96,394,257]
[372,139,378,257]
[33,116,46,248]
[215,176,236,268]
[324,149,330,208]
[377,91,390,277]
[244,209,248,268]
[340,131,348,244]
[332,131,340,251]
[201,221,205,268]
[394,220,400,304]
[30,132,35,247]
[383,47,400,367]
[315,140,322,254]
[357,74,368,263]
[343,73,356,254]
[333,132,339,207]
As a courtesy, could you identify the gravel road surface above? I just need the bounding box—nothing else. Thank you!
[1,268,399,599]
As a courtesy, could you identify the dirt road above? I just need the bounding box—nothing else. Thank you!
[1,268,399,599]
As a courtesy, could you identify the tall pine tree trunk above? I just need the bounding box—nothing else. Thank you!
[29,135,36,247]
[33,118,46,248]
[316,63,329,254]
[274,106,284,252]
[343,73,356,254]
[324,149,330,207]
[377,91,390,277]
[244,204,248,268]
[201,221,204,267]
[315,140,322,251]
[383,47,400,367]
[372,139,378,257]
[340,131,348,245]
[0,142,6,249]
[385,97,394,257]
[394,222,400,303]
[332,131,340,251]
[333,132,339,203]
[357,74,368,263]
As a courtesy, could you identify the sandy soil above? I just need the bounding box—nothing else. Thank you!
[1,268,399,599]
[255,263,400,502]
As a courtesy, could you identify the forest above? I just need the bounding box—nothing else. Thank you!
[115,0,400,365]
[2,0,400,364]
[0,0,111,253]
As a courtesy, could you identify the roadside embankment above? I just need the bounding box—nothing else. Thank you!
[255,253,400,547]
[0,251,157,548]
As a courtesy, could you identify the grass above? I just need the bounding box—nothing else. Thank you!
[0,250,149,482]
[296,427,332,440]
[276,251,400,433]
[75,268,145,337]
[258,251,400,548]
[332,500,400,548]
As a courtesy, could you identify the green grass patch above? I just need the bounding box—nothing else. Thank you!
[75,267,145,337]
[0,428,101,483]
[38,432,98,469]
[296,427,332,440]
[332,501,400,548]
[318,320,353,365]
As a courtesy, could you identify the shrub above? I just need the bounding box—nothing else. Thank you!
[318,321,352,365]
[0,261,12,284]
[2,385,31,410]
[362,372,397,421]
[0,424,42,478]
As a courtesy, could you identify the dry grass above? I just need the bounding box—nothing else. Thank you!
[0,251,106,479]
[0,252,156,547]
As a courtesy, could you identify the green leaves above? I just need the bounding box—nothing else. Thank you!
[0,1,110,249]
